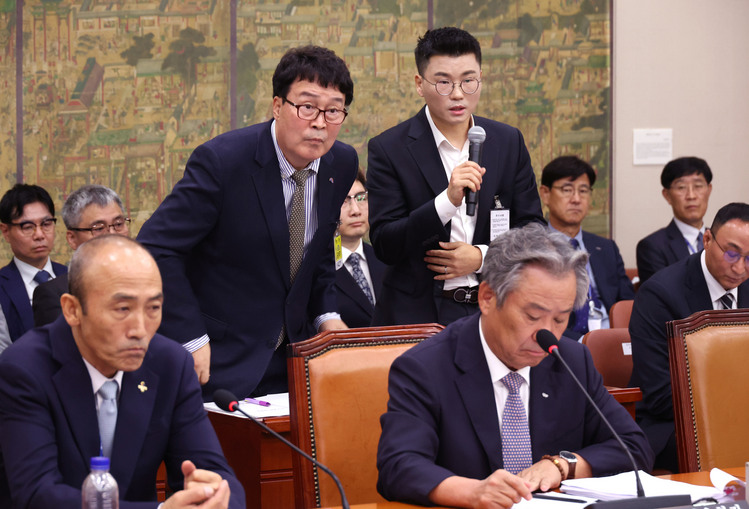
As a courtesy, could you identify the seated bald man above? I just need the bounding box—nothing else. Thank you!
[0,235,244,508]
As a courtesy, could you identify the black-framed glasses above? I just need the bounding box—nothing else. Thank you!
[420,76,481,96]
[551,184,592,198]
[342,191,368,207]
[711,233,749,265]
[6,218,56,236]
[69,218,131,237]
[282,97,348,125]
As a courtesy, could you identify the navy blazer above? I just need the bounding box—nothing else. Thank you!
[335,243,386,328]
[0,317,244,509]
[636,219,691,284]
[367,107,544,326]
[377,314,654,505]
[0,260,67,342]
[566,231,635,334]
[630,252,749,456]
[33,273,69,326]
[137,121,358,399]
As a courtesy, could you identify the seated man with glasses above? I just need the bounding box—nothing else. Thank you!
[539,156,634,341]
[33,185,130,327]
[367,27,543,327]
[630,202,749,472]
[636,157,713,284]
[335,169,386,328]
[0,184,67,345]
[138,45,357,400]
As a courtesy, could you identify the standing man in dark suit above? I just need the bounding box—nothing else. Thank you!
[33,184,130,326]
[636,157,713,283]
[630,202,749,472]
[0,184,67,343]
[335,169,386,328]
[0,235,244,508]
[539,156,634,340]
[377,224,653,507]
[367,27,543,327]
[138,45,357,399]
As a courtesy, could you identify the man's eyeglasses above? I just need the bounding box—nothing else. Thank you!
[342,191,368,207]
[420,76,481,96]
[6,218,56,236]
[711,234,749,265]
[282,98,348,125]
[69,218,131,237]
[670,182,709,195]
[551,184,592,198]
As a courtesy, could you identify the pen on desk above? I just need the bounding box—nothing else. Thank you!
[533,493,589,504]
[243,397,271,407]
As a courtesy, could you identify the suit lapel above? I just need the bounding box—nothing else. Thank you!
[336,267,372,313]
[684,254,713,312]
[2,262,34,332]
[453,316,503,471]
[473,118,497,242]
[110,364,159,493]
[250,122,289,284]
[583,232,611,308]
[666,220,690,260]
[407,109,450,198]
[364,243,386,298]
[528,356,567,458]
[50,319,101,468]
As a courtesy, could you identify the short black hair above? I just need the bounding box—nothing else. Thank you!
[660,157,712,189]
[414,27,482,76]
[355,168,366,188]
[272,45,354,106]
[541,156,597,188]
[0,184,55,224]
[710,202,749,237]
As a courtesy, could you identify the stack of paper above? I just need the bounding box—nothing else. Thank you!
[204,392,290,419]
[561,471,722,502]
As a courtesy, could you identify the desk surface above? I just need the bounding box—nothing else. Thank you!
[321,467,747,509]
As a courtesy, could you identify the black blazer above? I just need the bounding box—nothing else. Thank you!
[335,243,386,328]
[367,107,543,326]
[33,273,69,327]
[636,219,692,283]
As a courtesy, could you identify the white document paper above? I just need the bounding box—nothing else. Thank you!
[561,470,721,502]
[204,392,290,419]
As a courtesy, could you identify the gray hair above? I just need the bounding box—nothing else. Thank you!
[482,223,589,309]
[62,185,124,229]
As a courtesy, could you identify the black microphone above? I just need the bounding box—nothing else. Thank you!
[465,126,485,216]
[536,330,690,509]
[213,389,350,509]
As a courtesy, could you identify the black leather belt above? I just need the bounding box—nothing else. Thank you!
[441,286,479,304]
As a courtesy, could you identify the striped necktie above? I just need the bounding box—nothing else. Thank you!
[500,372,533,474]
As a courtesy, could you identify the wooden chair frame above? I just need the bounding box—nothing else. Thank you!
[667,308,749,472]
[287,323,443,508]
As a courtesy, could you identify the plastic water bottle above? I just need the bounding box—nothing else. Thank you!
[81,456,119,509]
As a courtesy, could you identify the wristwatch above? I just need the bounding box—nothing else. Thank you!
[559,450,577,479]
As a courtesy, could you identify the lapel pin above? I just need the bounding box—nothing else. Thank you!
[542,392,549,398]
[138,381,148,393]
[329,177,334,184]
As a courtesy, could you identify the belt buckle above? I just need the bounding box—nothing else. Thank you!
[453,288,476,304]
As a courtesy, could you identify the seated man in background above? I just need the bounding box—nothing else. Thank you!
[0,184,67,343]
[539,156,633,340]
[335,169,386,328]
[636,157,713,283]
[377,223,653,507]
[0,235,244,508]
[630,202,749,472]
[33,184,130,326]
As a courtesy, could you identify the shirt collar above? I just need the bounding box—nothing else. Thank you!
[342,241,366,265]
[673,217,704,243]
[270,119,320,179]
[82,357,124,397]
[478,316,531,386]
[424,106,474,152]
[548,223,584,247]
[13,256,54,285]
[700,250,738,302]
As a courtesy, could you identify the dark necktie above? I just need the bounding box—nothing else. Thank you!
[348,253,374,306]
[500,372,533,474]
[97,380,118,458]
[276,169,312,349]
[33,270,51,284]
[696,232,704,251]
[719,292,735,310]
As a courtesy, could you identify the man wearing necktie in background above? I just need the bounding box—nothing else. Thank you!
[630,202,749,473]
[377,224,652,507]
[0,184,66,346]
[539,156,634,340]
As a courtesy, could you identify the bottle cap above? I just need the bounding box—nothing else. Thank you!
[90,456,110,469]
